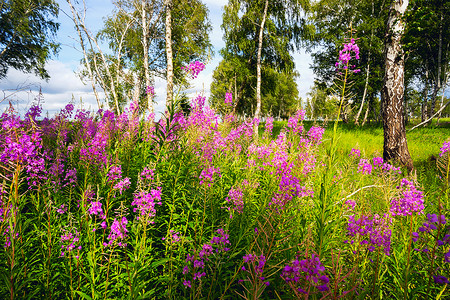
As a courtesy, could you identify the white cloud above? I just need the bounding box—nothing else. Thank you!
[0,60,101,116]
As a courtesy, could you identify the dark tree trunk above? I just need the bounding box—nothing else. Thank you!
[381,0,413,171]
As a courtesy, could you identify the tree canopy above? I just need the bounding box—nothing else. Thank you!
[210,0,308,118]
[0,0,60,80]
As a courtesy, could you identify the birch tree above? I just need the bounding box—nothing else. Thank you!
[381,0,413,170]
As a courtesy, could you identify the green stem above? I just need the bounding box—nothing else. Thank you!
[404,214,414,299]
[104,250,114,300]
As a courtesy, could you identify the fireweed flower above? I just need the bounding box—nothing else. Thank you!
[281,254,330,294]
[225,186,244,216]
[113,177,131,194]
[63,168,77,187]
[269,174,313,211]
[390,179,424,216]
[183,228,230,288]
[418,214,446,233]
[56,204,67,214]
[131,188,162,222]
[344,199,356,210]
[286,110,306,135]
[434,275,450,285]
[182,61,205,79]
[335,38,360,74]
[163,230,181,243]
[88,201,106,219]
[346,213,392,255]
[440,141,450,157]
[264,117,274,137]
[373,156,383,168]
[199,167,221,187]
[358,159,373,175]
[24,104,42,122]
[104,216,128,247]
[107,165,123,183]
[146,86,155,96]
[307,126,325,145]
[139,167,155,183]
[225,92,233,106]
[240,253,270,286]
[350,148,361,158]
[60,228,81,257]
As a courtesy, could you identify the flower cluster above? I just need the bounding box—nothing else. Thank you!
[88,201,106,220]
[373,156,383,168]
[264,117,274,138]
[358,159,373,175]
[182,61,205,79]
[335,38,360,73]
[104,217,128,247]
[307,126,325,145]
[131,188,162,221]
[225,186,244,216]
[108,165,123,183]
[146,86,155,96]
[418,214,447,235]
[269,174,312,211]
[413,214,447,246]
[356,156,401,175]
[60,228,81,257]
[240,253,270,286]
[163,230,181,244]
[113,177,131,194]
[225,92,233,106]
[350,148,361,158]
[139,167,155,183]
[345,213,392,255]
[286,110,305,135]
[390,179,424,216]
[281,254,330,294]
[199,167,221,187]
[183,228,230,288]
[440,141,450,157]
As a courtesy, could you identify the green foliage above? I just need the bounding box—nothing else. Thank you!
[306,0,387,121]
[0,0,60,80]
[305,84,339,120]
[210,0,307,117]
[210,59,301,117]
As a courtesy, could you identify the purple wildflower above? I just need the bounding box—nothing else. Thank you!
[358,159,372,175]
[199,167,221,187]
[350,148,361,158]
[346,213,392,256]
[281,254,330,293]
[182,61,205,79]
[225,92,233,106]
[390,179,424,216]
[132,188,162,221]
[105,217,128,247]
[440,141,450,157]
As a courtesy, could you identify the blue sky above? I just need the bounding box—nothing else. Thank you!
[0,0,314,116]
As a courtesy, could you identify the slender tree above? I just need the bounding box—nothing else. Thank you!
[254,0,268,134]
[164,0,173,108]
[381,0,413,170]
